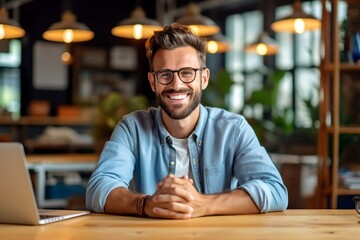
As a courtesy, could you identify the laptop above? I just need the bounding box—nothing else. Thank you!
[0,142,89,225]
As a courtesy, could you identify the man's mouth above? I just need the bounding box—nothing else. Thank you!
[168,94,188,100]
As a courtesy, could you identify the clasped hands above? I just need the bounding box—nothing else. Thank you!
[144,174,206,219]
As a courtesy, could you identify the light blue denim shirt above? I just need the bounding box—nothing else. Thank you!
[86,105,288,213]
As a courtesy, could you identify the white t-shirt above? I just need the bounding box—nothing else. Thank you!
[171,137,190,178]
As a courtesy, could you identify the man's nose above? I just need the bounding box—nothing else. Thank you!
[169,73,184,87]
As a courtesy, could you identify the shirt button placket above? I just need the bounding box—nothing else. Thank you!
[169,160,175,174]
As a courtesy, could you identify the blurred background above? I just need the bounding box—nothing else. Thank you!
[0,0,359,211]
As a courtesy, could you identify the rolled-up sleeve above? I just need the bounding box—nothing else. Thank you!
[86,124,136,212]
[234,121,288,213]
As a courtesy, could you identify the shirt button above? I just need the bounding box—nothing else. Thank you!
[170,161,175,166]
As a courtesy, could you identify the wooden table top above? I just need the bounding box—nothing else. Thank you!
[0,210,359,239]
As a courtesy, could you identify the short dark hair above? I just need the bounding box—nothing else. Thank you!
[146,23,207,71]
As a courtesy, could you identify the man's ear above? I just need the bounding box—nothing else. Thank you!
[201,68,210,90]
[148,72,156,92]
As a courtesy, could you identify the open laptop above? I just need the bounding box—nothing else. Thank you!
[0,142,89,225]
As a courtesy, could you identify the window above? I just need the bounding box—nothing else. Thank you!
[225,10,263,114]
[225,1,328,129]
[274,1,322,128]
[0,40,22,119]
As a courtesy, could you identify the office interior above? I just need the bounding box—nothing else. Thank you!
[0,0,359,211]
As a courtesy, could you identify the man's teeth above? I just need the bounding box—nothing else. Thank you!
[169,94,187,100]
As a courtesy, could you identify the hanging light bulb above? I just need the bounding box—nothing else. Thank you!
[293,18,305,34]
[132,24,143,39]
[176,3,220,37]
[0,7,25,39]
[112,6,163,39]
[244,32,278,56]
[43,10,94,43]
[271,0,321,34]
[255,43,270,56]
[61,51,71,63]
[206,33,231,54]
[207,40,218,53]
[61,48,72,65]
[0,25,5,39]
[63,29,74,43]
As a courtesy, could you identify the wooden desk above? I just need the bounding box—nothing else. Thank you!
[27,154,98,208]
[0,210,359,239]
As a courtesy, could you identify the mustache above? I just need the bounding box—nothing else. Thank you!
[162,88,193,95]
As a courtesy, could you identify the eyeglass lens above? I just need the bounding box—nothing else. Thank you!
[156,67,197,84]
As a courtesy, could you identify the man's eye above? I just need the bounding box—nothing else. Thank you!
[180,70,193,77]
[159,72,172,79]
[181,71,192,76]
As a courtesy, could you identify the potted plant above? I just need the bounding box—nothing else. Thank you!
[92,92,149,153]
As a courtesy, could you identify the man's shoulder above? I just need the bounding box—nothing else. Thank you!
[122,107,159,126]
[124,107,158,119]
[202,106,245,122]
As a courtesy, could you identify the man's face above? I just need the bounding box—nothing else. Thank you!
[148,46,209,120]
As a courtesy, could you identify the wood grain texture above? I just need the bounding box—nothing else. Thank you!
[0,210,359,239]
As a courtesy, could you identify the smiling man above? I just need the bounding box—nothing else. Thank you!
[86,23,288,219]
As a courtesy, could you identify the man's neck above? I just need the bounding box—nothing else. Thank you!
[161,106,200,139]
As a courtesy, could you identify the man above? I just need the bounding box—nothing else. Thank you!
[86,23,288,219]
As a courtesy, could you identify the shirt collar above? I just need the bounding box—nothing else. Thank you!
[155,105,208,144]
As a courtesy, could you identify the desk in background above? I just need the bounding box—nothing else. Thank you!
[0,210,359,239]
[0,116,95,153]
[27,154,98,208]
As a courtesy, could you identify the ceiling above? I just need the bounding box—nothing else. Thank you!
[4,0,265,46]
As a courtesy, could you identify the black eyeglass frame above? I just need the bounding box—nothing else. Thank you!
[151,67,207,85]
[354,196,360,214]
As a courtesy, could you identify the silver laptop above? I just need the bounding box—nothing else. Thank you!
[0,142,89,225]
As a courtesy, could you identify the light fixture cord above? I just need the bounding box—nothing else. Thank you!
[1,0,5,9]
[63,0,72,12]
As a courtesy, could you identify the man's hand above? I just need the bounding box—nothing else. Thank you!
[105,175,259,218]
[144,174,206,219]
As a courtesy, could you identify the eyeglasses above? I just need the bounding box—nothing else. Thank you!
[152,67,206,85]
[354,196,360,214]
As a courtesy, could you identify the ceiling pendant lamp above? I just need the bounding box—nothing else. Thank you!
[43,10,94,43]
[176,3,220,37]
[0,7,25,39]
[244,32,278,56]
[206,33,231,54]
[111,6,163,40]
[271,0,321,34]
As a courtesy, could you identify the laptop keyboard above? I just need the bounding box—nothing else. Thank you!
[40,215,58,220]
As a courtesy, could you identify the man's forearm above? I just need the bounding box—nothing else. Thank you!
[103,183,259,218]
[197,189,260,216]
[104,187,141,215]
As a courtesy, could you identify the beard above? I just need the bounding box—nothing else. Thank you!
[156,88,202,120]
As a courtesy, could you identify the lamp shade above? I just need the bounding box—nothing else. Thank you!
[206,33,231,54]
[176,3,220,37]
[0,7,25,39]
[111,6,163,39]
[244,32,278,56]
[271,0,321,34]
[43,10,94,43]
